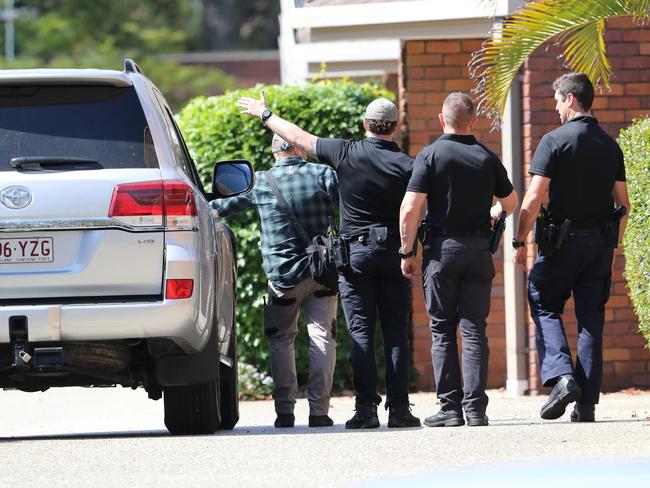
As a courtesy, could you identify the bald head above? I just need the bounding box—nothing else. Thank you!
[441,92,475,131]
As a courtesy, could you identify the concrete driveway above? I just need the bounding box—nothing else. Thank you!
[0,388,649,487]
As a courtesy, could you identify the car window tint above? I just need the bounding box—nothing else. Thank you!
[0,85,159,171]
[156,100,205,195]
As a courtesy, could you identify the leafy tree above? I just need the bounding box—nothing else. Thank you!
[201,0,280,50]
[471,0,650,122]
[0,0,237,109]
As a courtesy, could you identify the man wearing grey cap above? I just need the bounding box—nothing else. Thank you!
[237,92,420,429]
[211,134,339,429]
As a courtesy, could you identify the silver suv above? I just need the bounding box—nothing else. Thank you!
[0,60,254,435]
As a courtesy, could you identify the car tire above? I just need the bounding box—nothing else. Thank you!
[219,317,239,430]
[163,380,222,435]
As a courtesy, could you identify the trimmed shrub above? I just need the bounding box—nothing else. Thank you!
[177,80,395,390]
[618,117,650,345]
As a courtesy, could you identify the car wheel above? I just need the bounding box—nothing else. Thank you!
[163,380,221,435]
[219,315,239,430]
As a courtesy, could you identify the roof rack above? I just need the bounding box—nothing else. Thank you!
[123,59,144,75]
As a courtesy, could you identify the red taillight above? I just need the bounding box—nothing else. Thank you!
[166,279,194,299]
[108,180,197,228]
[109,181,163,218]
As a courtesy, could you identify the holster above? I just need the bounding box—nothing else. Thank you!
[534,207,571,257]
[603,205,627,249]
[489,211,506,254]
[330,234,350,270]
[418,220,431,252]
[536,220,570,257]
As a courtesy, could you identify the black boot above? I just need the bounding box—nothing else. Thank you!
[274,413,295,428]
[423,410,465,427]
[387,403,421,428]
[540,374,581,420]
[309,415,334,427]
[570,402,595,422]
[345,402,380,429]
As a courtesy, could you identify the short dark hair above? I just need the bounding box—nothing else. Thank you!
[365,118,398,135]
[442,92,475,129]
[552,73,594,111]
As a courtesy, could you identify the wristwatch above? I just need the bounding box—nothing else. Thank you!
[398,247,414,259]
[512,238,526,249]
[260,109,273,124]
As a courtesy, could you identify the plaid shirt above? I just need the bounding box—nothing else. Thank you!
[211,157,338,288]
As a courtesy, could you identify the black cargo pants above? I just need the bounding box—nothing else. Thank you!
[338,233,412,407]
[422,235,495,417]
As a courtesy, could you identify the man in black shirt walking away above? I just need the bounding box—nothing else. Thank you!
[513,73,630,422]
[236,92,420,429]
[400,93,518,427]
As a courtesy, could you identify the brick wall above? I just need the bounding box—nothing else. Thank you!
[401,16,649,393]
[522,17,650,392]
[401,38,507,390]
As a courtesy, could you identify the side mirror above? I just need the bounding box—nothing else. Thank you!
[212,159,254,199]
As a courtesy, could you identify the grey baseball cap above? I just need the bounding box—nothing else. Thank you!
[271,133,292,153]
[364,98,398,122]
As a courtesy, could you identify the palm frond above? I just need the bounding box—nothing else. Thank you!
[557,18,611,86]
[470,0,650,124]
[625,0,650,22]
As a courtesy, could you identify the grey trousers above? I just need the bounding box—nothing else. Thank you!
[422,236,495,417]
[263,278,338,416]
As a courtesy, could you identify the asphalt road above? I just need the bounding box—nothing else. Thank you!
[1,388,649,487]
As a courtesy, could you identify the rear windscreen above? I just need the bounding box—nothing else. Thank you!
[0,85,159,171]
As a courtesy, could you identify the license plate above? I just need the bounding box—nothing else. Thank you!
[0,237,54,264]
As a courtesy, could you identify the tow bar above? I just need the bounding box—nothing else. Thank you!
[9,316,67,369]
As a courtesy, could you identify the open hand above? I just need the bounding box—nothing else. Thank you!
[236,90,267,118]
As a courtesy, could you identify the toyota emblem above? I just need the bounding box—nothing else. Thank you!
[1,186,33,210]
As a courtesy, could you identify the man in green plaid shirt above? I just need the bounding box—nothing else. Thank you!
[211,134,339,429]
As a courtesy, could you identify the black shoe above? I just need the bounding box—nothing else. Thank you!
[345,402,380,429]
[570,403,595,422]
[274,413,295,428]
[466,414,489,427]
[309,415,334,427]
[540,374,582,420]
[387,403,421,428]
[423,410,465,427]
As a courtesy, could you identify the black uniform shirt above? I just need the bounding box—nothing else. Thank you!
[407,133,513,230]
[316,137,413,234]
[530,115,625,224]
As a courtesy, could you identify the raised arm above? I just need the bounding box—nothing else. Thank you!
[237,91,320,158]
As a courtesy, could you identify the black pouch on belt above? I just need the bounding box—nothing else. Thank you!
[369,226,389,254]
[330,234,350,270]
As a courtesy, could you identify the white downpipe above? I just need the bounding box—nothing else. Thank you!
[501,78,529,396]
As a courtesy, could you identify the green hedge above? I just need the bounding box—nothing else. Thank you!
[177,80,394,390]
[618,117,650,345]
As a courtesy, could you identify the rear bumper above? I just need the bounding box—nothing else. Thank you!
[0,297,209,353]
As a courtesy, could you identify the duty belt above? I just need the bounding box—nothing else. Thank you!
[568,223,604,235]
[434,228,491,238]
[342,228,397,241]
